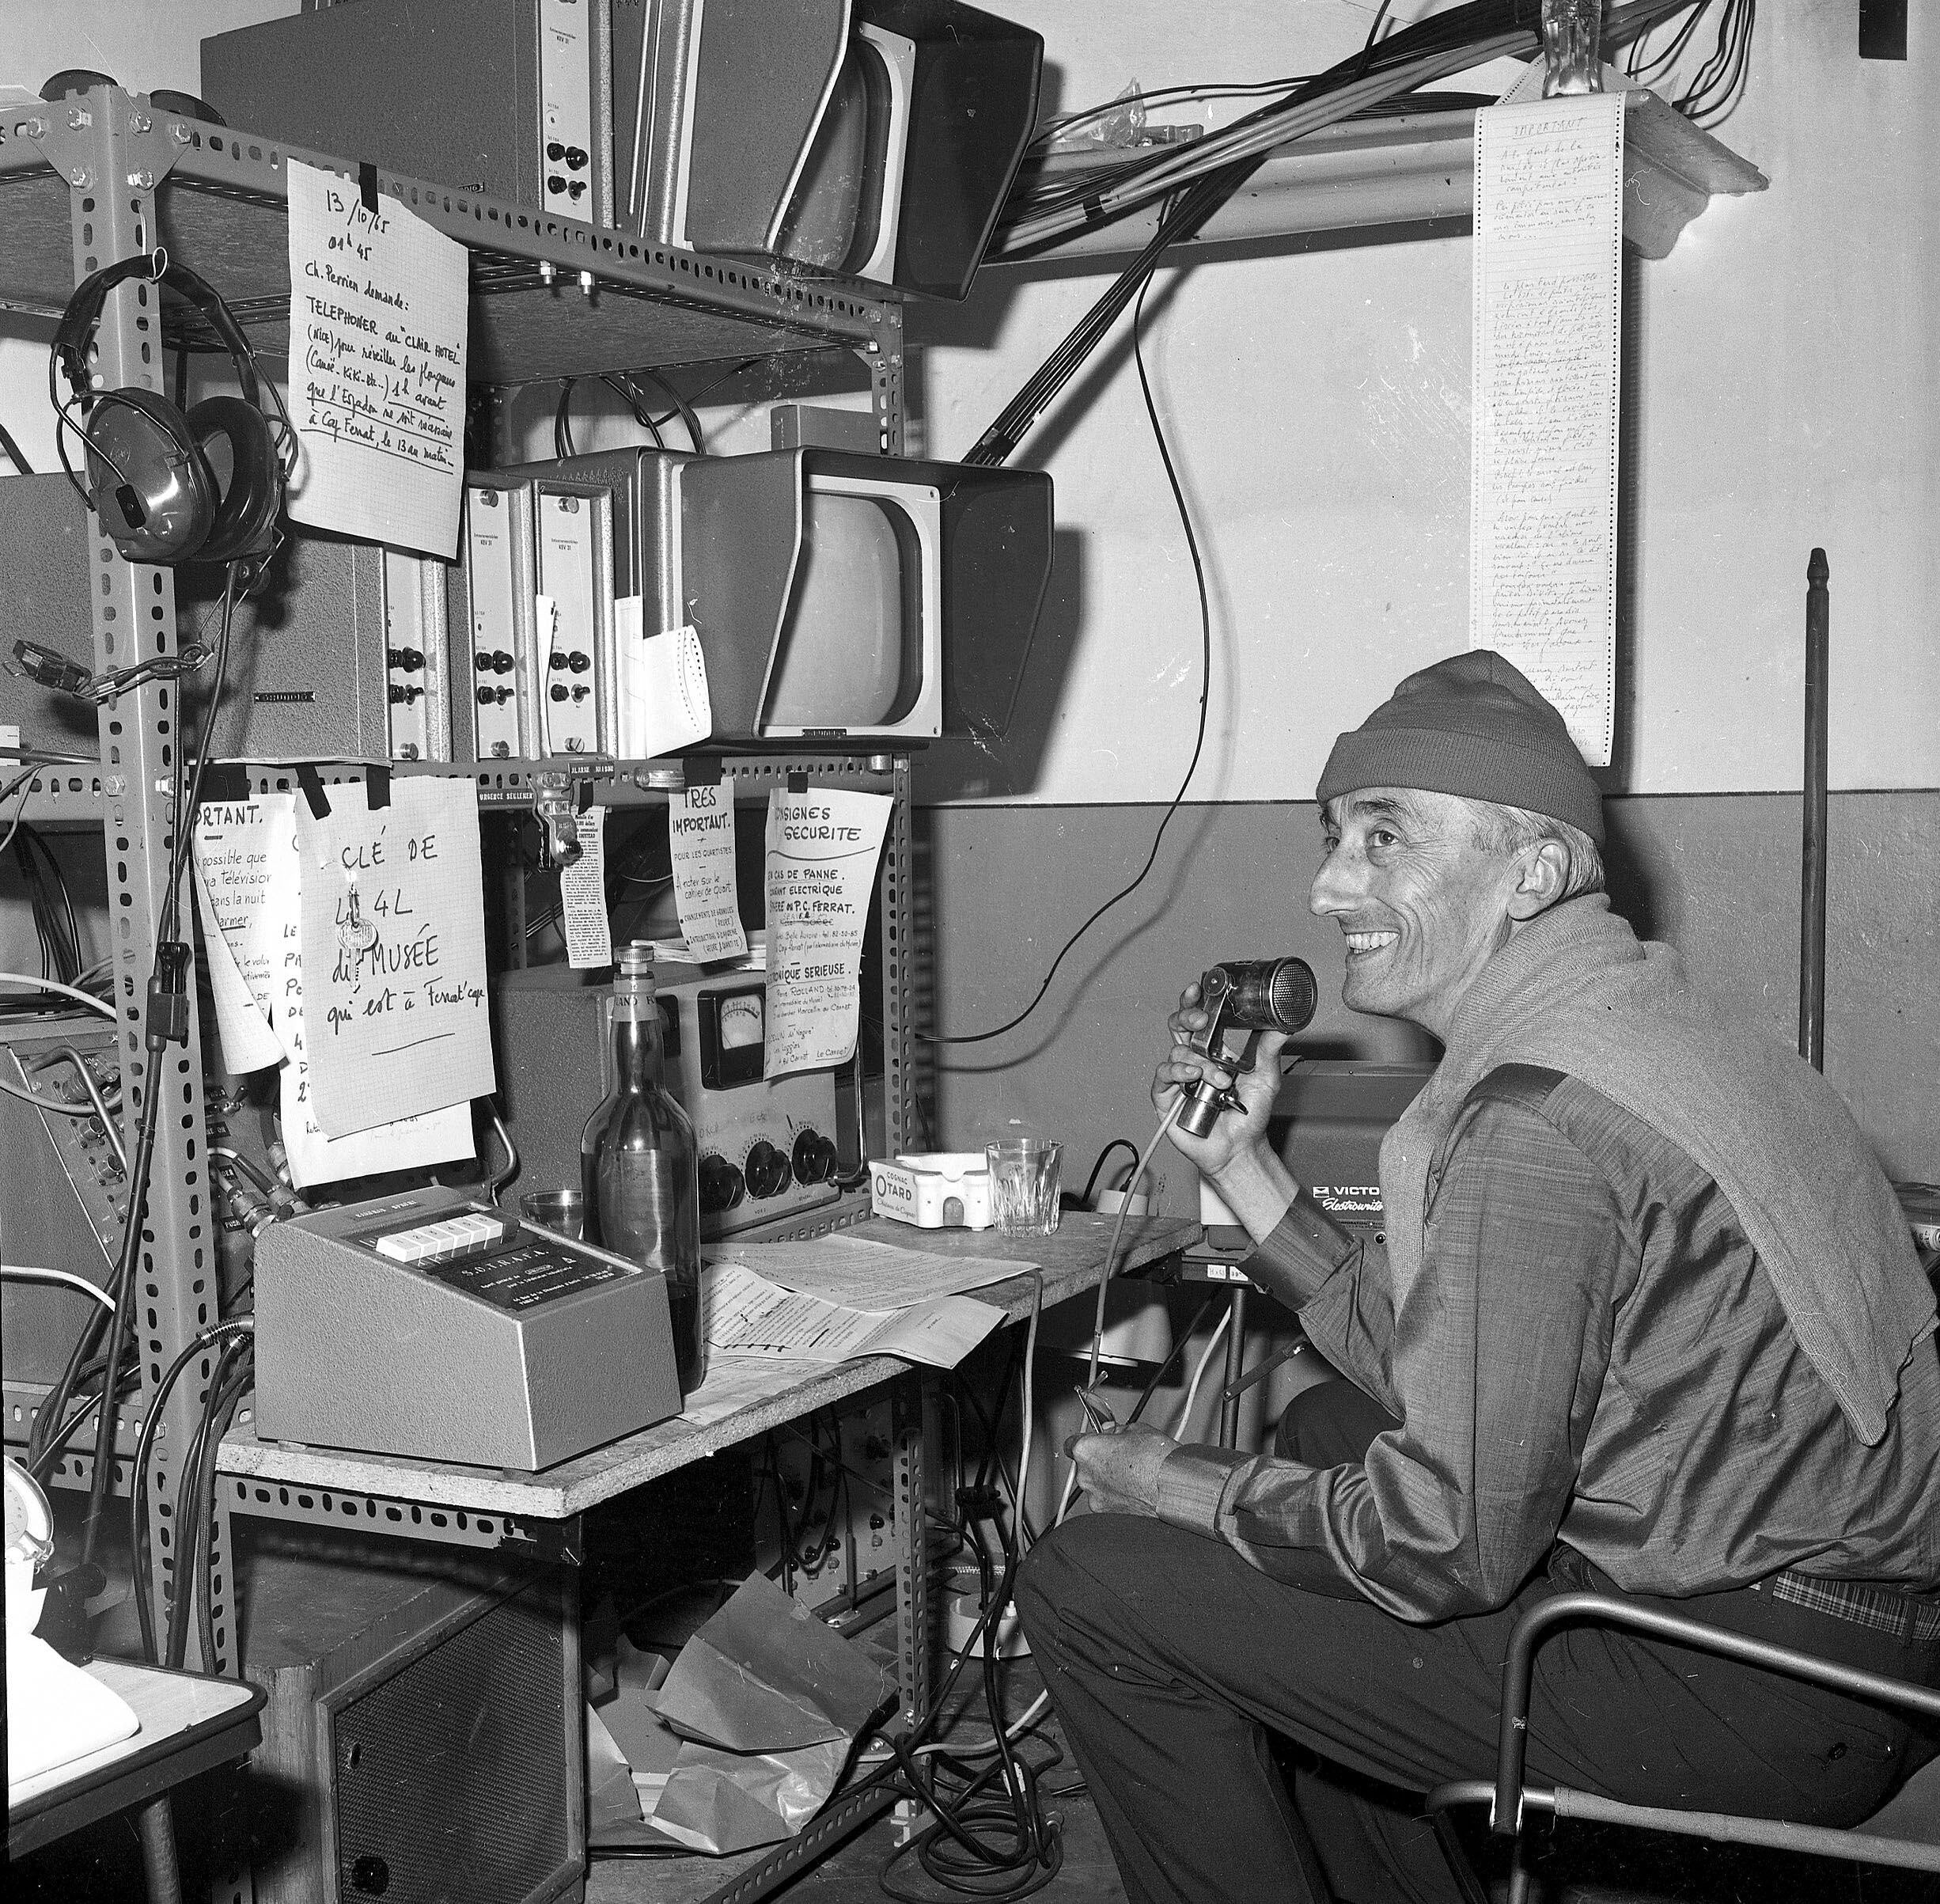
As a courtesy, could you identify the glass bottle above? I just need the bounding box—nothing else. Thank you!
[581,943,704,1394]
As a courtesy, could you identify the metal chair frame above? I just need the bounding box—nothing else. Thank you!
[1424,1590,1940,1904]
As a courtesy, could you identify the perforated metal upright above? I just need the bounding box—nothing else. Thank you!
[20,86,241,1682]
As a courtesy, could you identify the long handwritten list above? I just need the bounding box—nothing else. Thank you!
[286,157,468,559]
[1471,93,1624,767]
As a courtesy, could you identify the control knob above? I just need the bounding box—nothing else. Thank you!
[699,1154,745,1215]
[791,1129,838,1185]
[743,1140,791,1200]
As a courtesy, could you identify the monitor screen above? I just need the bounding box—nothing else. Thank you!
[764,488,925,729]
[774,24,912,281]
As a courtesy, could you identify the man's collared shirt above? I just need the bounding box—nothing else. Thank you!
[1157,1072,1940,1621]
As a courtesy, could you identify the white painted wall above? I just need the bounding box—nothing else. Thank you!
[4,2,1931,798]
[912,0,1938,802]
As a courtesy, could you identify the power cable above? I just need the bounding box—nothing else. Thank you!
[928,275,1210,1046]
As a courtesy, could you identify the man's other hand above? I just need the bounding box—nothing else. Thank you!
[1067,1422,1176,1518]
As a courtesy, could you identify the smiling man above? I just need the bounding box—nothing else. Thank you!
[1014,651,1940,1904]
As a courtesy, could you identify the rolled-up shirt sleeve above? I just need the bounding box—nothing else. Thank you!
[1159,1099,1622,1621]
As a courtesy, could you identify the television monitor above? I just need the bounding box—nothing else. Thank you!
[517,447,1051,748]
[623,0,1041,300]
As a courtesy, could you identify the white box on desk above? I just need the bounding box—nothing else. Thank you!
[870,1154,993,1231]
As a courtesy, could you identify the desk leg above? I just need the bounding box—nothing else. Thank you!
[891,1375,932,1731]
[1218,1285,1250,1450]
[137,1796,184,1904]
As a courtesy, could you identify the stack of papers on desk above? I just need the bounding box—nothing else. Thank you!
[699,1233,1029,1371]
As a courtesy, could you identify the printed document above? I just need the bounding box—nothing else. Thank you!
[702,1261,1001,1369]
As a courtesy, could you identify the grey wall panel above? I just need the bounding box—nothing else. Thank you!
[918,791,1939,1195]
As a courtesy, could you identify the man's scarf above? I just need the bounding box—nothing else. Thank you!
[1377,895,1934,1444]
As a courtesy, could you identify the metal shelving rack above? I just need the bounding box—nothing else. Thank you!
[0,84,919,1693]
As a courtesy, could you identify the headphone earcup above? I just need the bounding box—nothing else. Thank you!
[81,389,217,564]
[188,396,283,564]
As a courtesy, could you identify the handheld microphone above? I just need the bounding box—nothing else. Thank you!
[1176,958,1317,1139]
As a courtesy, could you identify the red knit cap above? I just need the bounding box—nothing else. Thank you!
[1315,650,1603,844]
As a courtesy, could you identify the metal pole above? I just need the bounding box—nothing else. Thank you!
[1218,1284,1249,1449]
[1799,549,1828,1071]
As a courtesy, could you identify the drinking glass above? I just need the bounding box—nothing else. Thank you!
[520,1189,587,1240]
[983,1139,1062,1237]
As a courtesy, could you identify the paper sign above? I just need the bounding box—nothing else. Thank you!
[193,796,297,1074]
[669,786,748,963]
[763,788,890,1079]
[277,916,476,1190]
[615,600,712,759]
[285,157,468,558]
[295,776,494,1137]
[190,791,472,1185]
[1470,92,1624,767]
[561,803,613,969]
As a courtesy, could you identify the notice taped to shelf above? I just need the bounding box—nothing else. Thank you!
[295,776,494,1136]
[193,794,300,1075]
[763,787,892,1079]
[561,802,613,970]
[669,785,748,965]
[285,157,468,558]
[1470,91,1623,768]
[191,791,472,1186]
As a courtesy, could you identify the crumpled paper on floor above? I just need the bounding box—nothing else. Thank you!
[652,1571,894,1752]
[587,1573,896,1856]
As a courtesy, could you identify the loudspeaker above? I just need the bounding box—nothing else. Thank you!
[52,254,283,567]
[240,1538,583,1904]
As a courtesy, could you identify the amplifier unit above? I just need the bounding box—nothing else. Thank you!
[0,475,98,763]
[178,527,453,765]
[203,0,615,228]
[491,963,842,1238]
[450,478,541,761]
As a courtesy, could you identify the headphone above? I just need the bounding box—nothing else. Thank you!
[53,254,285,568]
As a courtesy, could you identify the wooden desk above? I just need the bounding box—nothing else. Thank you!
[8,1657,265,1868]
[218,1214,1197,1519]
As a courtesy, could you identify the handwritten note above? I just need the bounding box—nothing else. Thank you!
[191,792,472,1185]
[1470,93,1624,767]
[561,802,613,970]
[669,786,748,964]
[763,787,891,1080]
[285,157,468,559]
[295,776,494,1137]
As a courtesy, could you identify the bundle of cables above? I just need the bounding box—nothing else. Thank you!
[131,1318,256,1669]
[968,0,1707,468]
[1624,0,1755,127]
[870,1274,1066,1902]
[21,562,246,1583]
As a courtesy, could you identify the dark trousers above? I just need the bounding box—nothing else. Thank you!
[1014,1381,1937,1904]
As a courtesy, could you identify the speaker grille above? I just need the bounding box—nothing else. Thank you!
[333,1584,568,1903]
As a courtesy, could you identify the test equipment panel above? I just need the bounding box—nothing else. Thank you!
[253,1186,682,1469]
